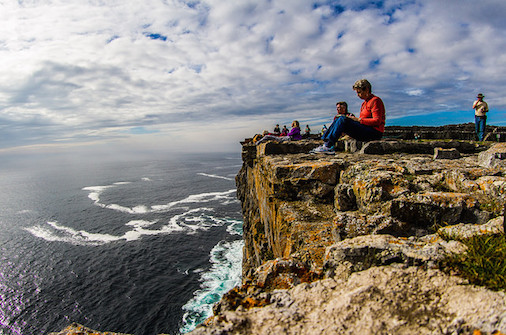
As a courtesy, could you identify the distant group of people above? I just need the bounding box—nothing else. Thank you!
[255,120,303,144]
[253,78,489,150]
[270,123,312,138]
[254,121,312,144]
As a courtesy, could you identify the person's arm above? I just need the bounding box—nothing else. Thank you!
[359,98,384,128]
[473,100,478,109]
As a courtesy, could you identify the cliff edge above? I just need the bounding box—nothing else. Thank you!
[190,137,506,335]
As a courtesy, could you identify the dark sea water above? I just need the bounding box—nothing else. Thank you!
[0,152,243,335]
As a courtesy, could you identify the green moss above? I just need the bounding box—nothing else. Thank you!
[433,180,452,192]
[478,198,503,215]
[443,234,506,291]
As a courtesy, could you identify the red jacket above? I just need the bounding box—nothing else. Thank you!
[359,95,385,133]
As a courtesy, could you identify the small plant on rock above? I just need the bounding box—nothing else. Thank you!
[443,233,506,291]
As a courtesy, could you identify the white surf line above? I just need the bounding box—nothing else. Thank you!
[83,181,236,214]
[197,173,234,181]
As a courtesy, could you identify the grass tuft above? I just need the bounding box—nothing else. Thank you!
[443,233,506,291]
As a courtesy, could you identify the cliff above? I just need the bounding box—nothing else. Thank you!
[190,136,506,335]
[49,126,506,335]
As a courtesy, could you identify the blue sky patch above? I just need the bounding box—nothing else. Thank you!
[369,58,381,69]
[144,33,167,41]
[127,127,159,135]
[190,64,203,73]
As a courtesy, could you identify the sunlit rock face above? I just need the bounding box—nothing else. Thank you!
[191,138,506,335]
[236,140,504,279]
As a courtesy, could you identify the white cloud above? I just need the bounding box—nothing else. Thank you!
[405,88,423,97]
[0,0,505,153]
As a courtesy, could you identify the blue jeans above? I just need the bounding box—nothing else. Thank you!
[322,116,383,146]
[475,115,486,141]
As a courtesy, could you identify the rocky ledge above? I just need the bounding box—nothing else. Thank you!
[190,138,506,335]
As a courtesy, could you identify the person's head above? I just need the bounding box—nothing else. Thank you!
[477,93,485,100]
[292,120,300,128]
[336,101,348,115]
[353,79,372,100]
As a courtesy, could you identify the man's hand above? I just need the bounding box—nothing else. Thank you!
[347,115,360,122]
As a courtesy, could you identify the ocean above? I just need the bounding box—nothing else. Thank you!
[0,152,244,335]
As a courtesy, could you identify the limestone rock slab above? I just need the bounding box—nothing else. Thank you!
[191,266,506,335]
[479,143,506,168]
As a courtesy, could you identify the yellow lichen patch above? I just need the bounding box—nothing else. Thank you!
[419,192,477,208]
[387,239,405,245]
[243,296,270,309]
[428,235,441,243]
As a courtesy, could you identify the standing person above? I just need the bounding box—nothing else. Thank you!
[473,93,489,141]
[305,125,311,136]
[311,79,385,154]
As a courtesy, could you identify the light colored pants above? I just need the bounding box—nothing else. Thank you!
[256,135,290,144]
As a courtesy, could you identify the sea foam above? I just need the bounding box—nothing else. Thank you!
[179,238,243,333]
[197,173,234,181]
[25,206,238,246]
[83,179,237,215]
[25,185,240,246]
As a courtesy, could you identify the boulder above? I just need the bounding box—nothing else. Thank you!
[323,233,467,275]
[434,147,461,159]
[479,143,506,168]
[390,192,491,228]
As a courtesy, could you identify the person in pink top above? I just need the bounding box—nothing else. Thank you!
[311,79,385,154]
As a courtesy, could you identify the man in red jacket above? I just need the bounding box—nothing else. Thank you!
[311,79,385,154]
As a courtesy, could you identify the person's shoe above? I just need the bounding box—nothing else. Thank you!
[310,144,335,154]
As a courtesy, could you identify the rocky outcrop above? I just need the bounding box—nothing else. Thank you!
[48,322,133,335]
[383,123,506,142]
[236,139,505,277]
[191,266,506,335]
[192,139,506,334]
[479,143,506,168]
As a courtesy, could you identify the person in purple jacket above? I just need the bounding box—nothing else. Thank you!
[256,120,302,144]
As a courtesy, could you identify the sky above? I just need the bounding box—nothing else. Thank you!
[1,0,506,156]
